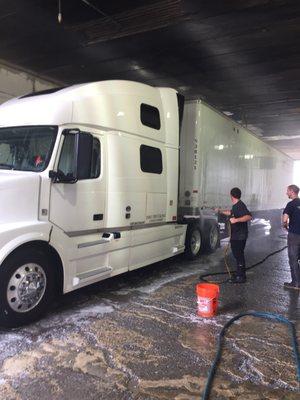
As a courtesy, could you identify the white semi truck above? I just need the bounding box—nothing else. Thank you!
[0,81,293,326]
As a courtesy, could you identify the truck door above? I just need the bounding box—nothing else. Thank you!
[49,130,105,233]
[49,130,113,281]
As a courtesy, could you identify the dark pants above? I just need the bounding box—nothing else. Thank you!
[287,232,300,285]
[231,239,247,278]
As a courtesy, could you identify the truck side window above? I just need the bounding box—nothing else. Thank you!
[140,144,162,174]
[58,134,101,180]
[140,103,161,130]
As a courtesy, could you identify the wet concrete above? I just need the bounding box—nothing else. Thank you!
[0,217,299,399]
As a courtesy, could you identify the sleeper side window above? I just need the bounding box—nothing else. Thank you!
[140,145,162,174]
[140,103,161,130]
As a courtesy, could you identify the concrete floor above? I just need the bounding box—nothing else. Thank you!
[0,217,299,399]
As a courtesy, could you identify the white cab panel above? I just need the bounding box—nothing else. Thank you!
[106,133,168,227]
[49,180,106,233]
[0,171,40,223]
[157,87,179,147]
[0,96,72,127]
[146,193,167,223]
[165,147,179,221]
[107,192,147,227]
[129,224,185,271]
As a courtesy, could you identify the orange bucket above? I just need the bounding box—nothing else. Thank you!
[196,283,220,317]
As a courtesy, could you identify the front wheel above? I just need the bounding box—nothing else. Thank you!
[185,223,202,260]
[0,248,54,328]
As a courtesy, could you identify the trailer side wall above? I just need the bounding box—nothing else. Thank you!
[179,101,293,212]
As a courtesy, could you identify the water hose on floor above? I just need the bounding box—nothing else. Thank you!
[200,244,288,283]
[201,311,300,400]
[200,229,288,283]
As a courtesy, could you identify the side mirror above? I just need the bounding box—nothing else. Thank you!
[75,132,93,180]
[50,130,93,183]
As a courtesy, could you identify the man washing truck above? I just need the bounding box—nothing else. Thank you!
[282,184,300,290]
[0,80,293,326]
[217,188,252,283]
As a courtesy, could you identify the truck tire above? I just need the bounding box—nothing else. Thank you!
[0,248,54,328]
[185,223,202,260]
[203,223,220,253]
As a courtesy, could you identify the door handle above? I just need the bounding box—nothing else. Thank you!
[102,232,121,242]
[102,233,114,242]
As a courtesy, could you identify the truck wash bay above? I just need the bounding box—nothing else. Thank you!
[0,80,296,398]
[0,81,293,327]
[0,216,298,400]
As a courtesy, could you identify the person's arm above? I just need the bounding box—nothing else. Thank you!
[215,208,231,216]
[282,202,291,230]
[230,215,252,224]
[282,213,289,229]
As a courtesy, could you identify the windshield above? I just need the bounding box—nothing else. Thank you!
[0,126,57,172]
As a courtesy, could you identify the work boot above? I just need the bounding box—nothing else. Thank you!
[283,281,300,290]
[236,264,246,279]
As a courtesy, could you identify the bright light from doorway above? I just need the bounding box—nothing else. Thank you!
[293,160,300,186]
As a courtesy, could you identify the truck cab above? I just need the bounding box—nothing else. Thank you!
[0,81,186,327]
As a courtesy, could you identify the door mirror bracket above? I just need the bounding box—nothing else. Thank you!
[49,169,77,184]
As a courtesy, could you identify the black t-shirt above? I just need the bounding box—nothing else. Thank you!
[283,198,300,235]
[230,200,252,240]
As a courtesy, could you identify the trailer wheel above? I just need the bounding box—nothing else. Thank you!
[0,248,54,328]
[204,223,220,253]
[185,223,202,260]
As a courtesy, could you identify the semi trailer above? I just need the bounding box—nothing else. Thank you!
[0,80,293,326]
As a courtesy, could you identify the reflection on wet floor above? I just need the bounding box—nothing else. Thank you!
[0,216,299,399]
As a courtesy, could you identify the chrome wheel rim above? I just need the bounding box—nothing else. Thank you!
[7,263,46,313]
[191,230,201,255]
[210,226,219,249]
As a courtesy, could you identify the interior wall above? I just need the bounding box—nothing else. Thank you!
[0,64,56,105]
[293,160,300,187]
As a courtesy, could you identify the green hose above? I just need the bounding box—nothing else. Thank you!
[201,311,300,399]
